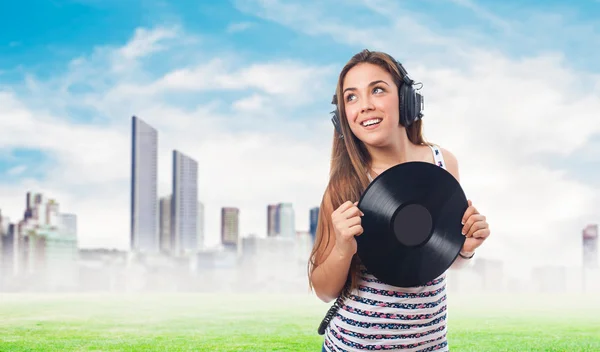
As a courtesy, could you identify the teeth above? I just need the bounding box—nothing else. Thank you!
[362,119,382,126]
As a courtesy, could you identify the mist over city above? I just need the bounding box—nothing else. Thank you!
[1,117,598,298]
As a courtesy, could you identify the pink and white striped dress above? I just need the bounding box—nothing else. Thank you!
[322,144,450,352]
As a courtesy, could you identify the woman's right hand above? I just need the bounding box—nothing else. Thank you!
[331,200,364,258]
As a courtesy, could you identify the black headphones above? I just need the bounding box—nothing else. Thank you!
[330,58,424,139]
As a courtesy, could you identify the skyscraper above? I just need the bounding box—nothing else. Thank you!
[583,224,598,269]
[197,201,205,250]
[309,207,319,243]
[267,204,278,237]
[277,203,295,238]
[59,213,77,237]
[130,116,159,253]
[171,150,198,256]
[1,222,16,278]
[221,207,239,248]
[23,192,32,221]
[159,196,172,254]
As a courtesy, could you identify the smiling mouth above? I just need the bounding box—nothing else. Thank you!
[361,118,382,127]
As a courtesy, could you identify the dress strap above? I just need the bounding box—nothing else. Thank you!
[429,144,446,169]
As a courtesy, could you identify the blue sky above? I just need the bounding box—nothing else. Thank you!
[3,0,600,83]
[2,0,600,181]
[0,0,599,276]
[1,0,599,90]
[0,0,345,80]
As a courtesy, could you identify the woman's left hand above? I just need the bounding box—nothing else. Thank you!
[460,200,490,254]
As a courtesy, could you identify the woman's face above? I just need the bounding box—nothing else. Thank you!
[342,62,402,147]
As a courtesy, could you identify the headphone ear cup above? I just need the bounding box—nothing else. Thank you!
[330,93,344,139]
[331,107,344,139]
[399,83,417,127]
[398,83,409,127]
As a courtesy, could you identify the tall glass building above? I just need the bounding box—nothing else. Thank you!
[267,204,278,237]
[171,150,198,255]
[309,207,319,243]
[221,207,239,249]
[159,195,172,254]
[130,116,159,254]
[277,203,295,238]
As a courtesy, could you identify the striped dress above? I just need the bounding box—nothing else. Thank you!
[322,144,450,352]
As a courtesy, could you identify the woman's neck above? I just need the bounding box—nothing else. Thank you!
[366,135,420,174]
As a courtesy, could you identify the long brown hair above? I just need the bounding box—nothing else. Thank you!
[308,49,429,294]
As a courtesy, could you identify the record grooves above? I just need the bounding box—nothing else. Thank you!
[356,161,468,288]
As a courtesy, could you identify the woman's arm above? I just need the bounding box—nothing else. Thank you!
[440,148,475,269]
[311,242,354,302]
[310,192,360,302]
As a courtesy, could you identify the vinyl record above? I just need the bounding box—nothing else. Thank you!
[356,161,468,288]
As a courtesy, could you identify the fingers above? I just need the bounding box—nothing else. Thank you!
[462,237,485,253]
[348,224,364,237]
[461,207,478,226]
[352,201,365,216]
[336,201,364,219]
[342,209,363,236]
[461,200,478,225]
[471,228,490,240]
[335,201,355,215]
[464,220,489,238]
[332,200,364,239]
[462,214,486,236]
[344,205,364,218]
[345,216,362,228]
[340,224,363,238]
[332,202,354,224]
[466,221,486,237]
[332,200,364,216]
[461,200,491,240]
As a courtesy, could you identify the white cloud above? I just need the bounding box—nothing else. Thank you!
[1,2,599,282]
[6,165,27,176]
[232,0,600,277]
[118,26,179,60]
[0,87,333,250]
[226,22,254,33]
[233,0,468,61]
[232,93,270,113]
[0,25,335,251]
[447,0,513,33]
[37,51,336,128]
[0,92,128,184]
[149,59,335,103]
[397,50,600,276]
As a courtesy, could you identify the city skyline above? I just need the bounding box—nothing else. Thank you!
[1,1,600,280]
[1,109,598,279]
[0,191,79,290]
[131,116,304,255]
[0,189,598,295]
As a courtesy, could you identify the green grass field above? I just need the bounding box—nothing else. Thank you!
[0,292,599,351]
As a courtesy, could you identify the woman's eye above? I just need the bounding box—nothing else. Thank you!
[373,87,384,94]
[346,94,356,102]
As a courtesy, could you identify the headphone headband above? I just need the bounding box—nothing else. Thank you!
[395,61,414,86]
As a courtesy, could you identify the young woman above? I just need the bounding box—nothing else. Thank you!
[309,49,491,351]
